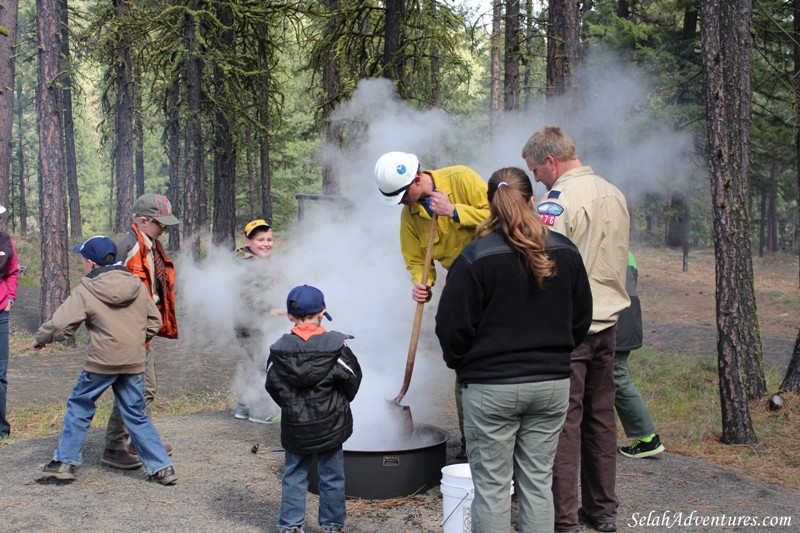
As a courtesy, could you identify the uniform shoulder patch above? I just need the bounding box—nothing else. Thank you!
[537,201,564,227]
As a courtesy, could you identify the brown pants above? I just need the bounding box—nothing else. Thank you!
[553,326,619,531]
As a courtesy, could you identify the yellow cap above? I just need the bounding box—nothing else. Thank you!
[244,219,271,238]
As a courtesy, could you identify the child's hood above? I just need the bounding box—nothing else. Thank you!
[80,266,143,307]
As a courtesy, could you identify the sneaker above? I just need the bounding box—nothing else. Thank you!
[249,414,281,424]
[102,448,142,470]
[279,528,305,533]
[42,460,77,481]
[619,433,665,458]
[322,527,344,532]
[234,404,250,420]
[148,465,177,485]
[129,442,173,456]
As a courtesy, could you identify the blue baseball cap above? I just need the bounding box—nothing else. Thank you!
[72,236,117,266]
[286,285,332,321]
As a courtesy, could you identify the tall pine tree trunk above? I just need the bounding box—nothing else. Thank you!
[504,0,520,111]
[489,0,501,140]
[165,81,181,252]
[113,0,134,232]
[184,3,204,258]
[211,2,235,248]
[322,1,341,195]
[134,64,145,198]
[36,0,71,323]
[60,0,81,240]
[546,0,580,98]
[700,0,763,444]
[0,0,19,229]
[16,78,27,235]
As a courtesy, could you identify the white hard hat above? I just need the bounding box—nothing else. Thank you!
[374,152,419,205]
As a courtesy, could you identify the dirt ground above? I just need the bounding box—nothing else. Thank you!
[1,244,798,532]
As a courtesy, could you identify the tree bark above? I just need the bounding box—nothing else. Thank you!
[700,0,763,444]
[113,0,134,232]
[0,0,19,230]
[60,0,81,240]
[15,78,27,235]
[504,0,520,111]
[36,0,71,323]
[183,2,204,258]
[322,0,341,196]
[133,64,145,199]
[795,0,800,287]
[211,2,235,248]
[383,0,404,88]
[780,329,800,393]
[165,81,181,252]
[546,0,580,98]
[489,0,501,140]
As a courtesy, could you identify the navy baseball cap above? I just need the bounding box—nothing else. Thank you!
[72,236,117,266]
[286,285,332,321]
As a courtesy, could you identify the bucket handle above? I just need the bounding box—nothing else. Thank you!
[440,491,471,527]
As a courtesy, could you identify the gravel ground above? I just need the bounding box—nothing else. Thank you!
[1,408,799,532]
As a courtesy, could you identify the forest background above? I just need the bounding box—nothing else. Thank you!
[0,0,799,443]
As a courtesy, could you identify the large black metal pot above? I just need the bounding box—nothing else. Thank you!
[309,423,449,499]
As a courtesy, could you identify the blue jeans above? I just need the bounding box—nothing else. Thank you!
[463,379,570,533]
[54,371,172,475]
[278,447,346,531]
[0,311,9,436]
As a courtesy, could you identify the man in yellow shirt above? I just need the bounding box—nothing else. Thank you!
[375,152,489,459]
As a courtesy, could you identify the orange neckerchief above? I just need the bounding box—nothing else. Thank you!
[291,323,327,341]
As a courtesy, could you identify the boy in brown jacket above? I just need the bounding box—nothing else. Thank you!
[33,236,176,485]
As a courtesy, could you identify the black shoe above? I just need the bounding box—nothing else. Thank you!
[619,433,665,458]
[148,465,177,485]
[578,508,617,532]
[41,460,77,481]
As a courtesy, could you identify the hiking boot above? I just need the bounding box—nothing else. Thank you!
[619,433,665,458]
[279,528,305,533]
[101,448,142,470]
[42,460,77,481]
[249,414,280,424]
[148,465,177,485]
[130,442,173,456]
[578,508,617,532]
[234,404,250,420]
[322,527,344,532]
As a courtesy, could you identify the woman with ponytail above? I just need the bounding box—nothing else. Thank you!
[435,167,592,533]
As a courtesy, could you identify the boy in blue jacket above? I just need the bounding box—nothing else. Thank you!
[266,285,362,533]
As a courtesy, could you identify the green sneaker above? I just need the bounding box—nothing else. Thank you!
[620,434,665,458]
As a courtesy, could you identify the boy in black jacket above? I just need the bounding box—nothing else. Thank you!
[266,285,362,533]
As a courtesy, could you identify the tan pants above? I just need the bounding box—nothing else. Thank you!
[105,346,156,450]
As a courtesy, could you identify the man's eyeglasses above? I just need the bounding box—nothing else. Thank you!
[150,218,166,229]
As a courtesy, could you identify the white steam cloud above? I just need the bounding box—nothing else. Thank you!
[175,52,703,450]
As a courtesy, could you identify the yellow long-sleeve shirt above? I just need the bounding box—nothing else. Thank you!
[399,165,489,285]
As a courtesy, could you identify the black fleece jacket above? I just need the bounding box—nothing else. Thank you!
[435,230,592,384]
[265,330,362,454]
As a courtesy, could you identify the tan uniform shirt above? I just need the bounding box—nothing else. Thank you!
[537,166,630,334]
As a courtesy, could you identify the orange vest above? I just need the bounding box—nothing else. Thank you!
[124,225,179,339]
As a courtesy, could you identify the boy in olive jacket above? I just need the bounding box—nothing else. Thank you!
[33,236,176,485]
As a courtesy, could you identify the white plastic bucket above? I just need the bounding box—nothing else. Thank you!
[441,463,474,533]
[440,463,516,533]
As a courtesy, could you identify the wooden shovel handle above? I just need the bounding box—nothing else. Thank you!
[395,213,438,404]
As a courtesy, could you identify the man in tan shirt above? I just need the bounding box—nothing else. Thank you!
[523,126,630,533]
